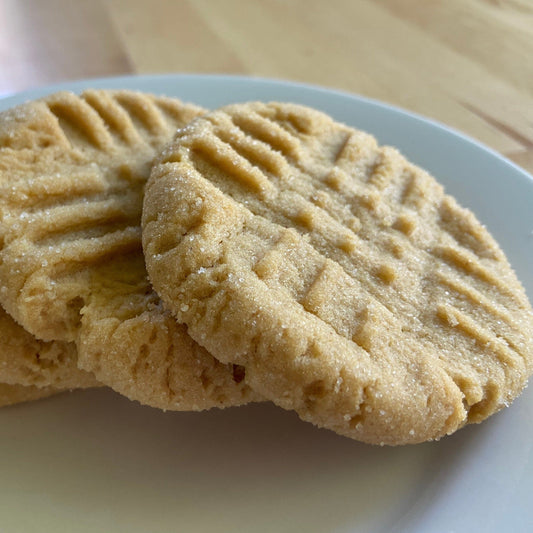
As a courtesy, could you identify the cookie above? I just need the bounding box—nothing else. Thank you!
[77,251,255,409]
[0,306,98,389]
[142,101,533,444]
[0,90,257,410]
[0,382,61,407]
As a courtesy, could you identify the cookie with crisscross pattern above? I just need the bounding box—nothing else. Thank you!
[0,90,257,410]
[143,101,533,444]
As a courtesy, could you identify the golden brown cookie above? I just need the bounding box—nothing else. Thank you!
[77,251,255,409]
[0,306,97,389]
[0,90,257,410]
[143,101,533,444]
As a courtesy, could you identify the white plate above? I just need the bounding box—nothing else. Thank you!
[1,75,532,533]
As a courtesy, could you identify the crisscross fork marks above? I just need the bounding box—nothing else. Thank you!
[184,139,403,321]
[207,110,385,232]
[0,90,206,341]
[143,102,533,443]
[182,108,528,361]
[183,136,412,337]
[0,90,257,413]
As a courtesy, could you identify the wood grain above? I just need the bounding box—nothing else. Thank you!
[0,0,531,173]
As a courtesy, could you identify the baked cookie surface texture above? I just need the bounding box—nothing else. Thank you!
[0,307,97,390]
[0,90,256,411]
[143,101,533,444]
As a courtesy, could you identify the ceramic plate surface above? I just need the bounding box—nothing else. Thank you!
[1,75,532,533]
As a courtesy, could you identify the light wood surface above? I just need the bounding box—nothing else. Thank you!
[1,0,532,173]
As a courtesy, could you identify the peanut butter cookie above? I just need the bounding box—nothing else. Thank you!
[0,90,257,410]
[0,306,97,390]
[143,102,533,444]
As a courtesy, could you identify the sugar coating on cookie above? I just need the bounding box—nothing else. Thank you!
[143,101,533,445]
[0,90,257,410]
[0,89,201,341]
[0,307,98,389]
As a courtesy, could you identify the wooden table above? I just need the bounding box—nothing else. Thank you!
[1,0,532,174]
